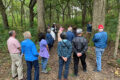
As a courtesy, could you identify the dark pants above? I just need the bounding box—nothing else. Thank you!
[73,53,87,75]
[58,57,71,80]
[48,44,53,51]
[26,60,39,80]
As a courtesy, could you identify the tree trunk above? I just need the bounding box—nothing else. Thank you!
[0,0,9,29]
[21,0,25,27]
[49,1,52,24]
[29,0,36,27]
[82,3,87,28]
[37,0,45,33]
[92,0,106,30]
[114,4,120,58]
[63,10,65,22]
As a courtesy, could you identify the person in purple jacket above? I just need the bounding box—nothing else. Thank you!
[39,33,50,73]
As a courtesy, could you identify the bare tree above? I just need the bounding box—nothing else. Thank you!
[92,0,106,30]
[37,0,45,33]
[0,0,9,29]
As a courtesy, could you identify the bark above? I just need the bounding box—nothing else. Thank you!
[92,0,106,30]
[37,0,45,33]
[0,0,9,29]
[29,0,36,27]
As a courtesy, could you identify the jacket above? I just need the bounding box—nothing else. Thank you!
[66,31,75,42]
[21,39,38,61]
[46,33,54,45]
[92,31,107,49]
[57,39,72,58]
[72,36,88,55]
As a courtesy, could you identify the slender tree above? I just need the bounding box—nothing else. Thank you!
[37,0,45,33]
[29,0,36,27]
[0,0,9,29]
[114,1,120,58]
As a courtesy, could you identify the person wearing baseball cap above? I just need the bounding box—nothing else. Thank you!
[92,24,108,72]
[72,28,88,76]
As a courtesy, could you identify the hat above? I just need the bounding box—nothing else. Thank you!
[76,28,83,34]
[98,25,104,29]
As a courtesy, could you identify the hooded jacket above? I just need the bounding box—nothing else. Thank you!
[57,39,72,58]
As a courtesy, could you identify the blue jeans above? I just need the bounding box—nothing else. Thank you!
[95,47,105,71]
[41,57,48,70]
[58,57,71,80]
[26,60,39,80]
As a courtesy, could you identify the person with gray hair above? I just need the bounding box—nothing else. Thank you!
[46,29,54,51]
[21,31,39,80]
[7,30,23,80]
[72,28,88,76]
[66,26,75,42]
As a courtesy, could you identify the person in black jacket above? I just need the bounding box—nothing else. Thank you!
[72,28,88,76]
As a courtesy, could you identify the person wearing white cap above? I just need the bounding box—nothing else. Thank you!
[72,28,88,76]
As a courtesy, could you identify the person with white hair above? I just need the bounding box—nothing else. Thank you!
[7,30,23,80]
[21,31,39,80]
[72,28,88,76]
[92,25,108,72]
[66,26,75,42]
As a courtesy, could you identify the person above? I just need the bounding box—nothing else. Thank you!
[21,31,39,80]
[72,28,88,76]
[50,28,56,40]
[7,30,23,80]
[46,29,54,51]
[92,24,108,72]
[87,22,92,33]
[73,26,77,37]
[39,33,49,73]
[66,26,75,42]
[58,27,64,42]
[57,32,72,80]
[51,23,58,35]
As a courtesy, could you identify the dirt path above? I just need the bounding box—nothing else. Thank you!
[0,42,120,80]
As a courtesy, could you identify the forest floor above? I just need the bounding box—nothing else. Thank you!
[0,41,120,80]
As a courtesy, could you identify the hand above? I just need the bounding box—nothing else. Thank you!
[62,57,67,62]
[77,53,82,57]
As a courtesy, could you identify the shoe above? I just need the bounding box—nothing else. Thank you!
[93,69,101,72]
[12,75,18,79]
[41,70,48,74]
[83,69,87,72]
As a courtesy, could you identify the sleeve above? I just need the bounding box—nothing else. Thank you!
[21,42,24,54]
[92,34,99,42]
[80,38,88,55]
[72,39,78,54]
[32,43,39,56]
[14,39,21,48]
[66,42,72,58]
[57,42,61,57]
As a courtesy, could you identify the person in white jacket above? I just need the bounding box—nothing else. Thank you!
[50,28,56,40]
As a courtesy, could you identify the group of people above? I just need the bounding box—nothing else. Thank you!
[7,23,107,80]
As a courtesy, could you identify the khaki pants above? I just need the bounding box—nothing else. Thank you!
[10,53,23,80]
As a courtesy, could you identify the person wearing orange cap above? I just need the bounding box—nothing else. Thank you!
[92,24,108,72]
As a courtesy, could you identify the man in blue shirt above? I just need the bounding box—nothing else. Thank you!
[66,26,75,42]
[92,25,108,72]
